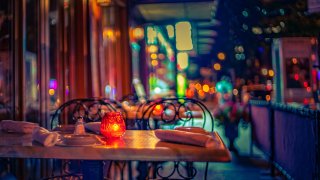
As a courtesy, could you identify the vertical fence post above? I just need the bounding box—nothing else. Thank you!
[316,110,320,180]
[249,103,253,156]
[269,102,275,177]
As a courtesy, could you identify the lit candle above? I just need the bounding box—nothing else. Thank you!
[100,112,126,138]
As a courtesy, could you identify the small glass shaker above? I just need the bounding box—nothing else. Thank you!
[74,116,86,135]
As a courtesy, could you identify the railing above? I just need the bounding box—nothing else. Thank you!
[249,100,320,179]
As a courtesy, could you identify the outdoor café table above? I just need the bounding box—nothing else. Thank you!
[0,130,231,179]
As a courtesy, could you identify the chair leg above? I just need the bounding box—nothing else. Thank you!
[128,161,133,180]
[136,161,148,180]
[205,162,209,180]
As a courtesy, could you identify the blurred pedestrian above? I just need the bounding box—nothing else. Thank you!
[214,77,247,153]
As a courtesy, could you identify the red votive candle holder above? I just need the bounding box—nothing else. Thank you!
[100,112,126,138]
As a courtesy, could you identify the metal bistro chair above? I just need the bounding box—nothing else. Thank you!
[51,97,121,130]
[136,97,215,179]
[48,97,124,180]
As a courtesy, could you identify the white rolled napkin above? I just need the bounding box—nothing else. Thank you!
[154,129,215,148]
[33,127,59,147]
[174,126,211,135]
[84,122,101,134]
[0,120,39,134]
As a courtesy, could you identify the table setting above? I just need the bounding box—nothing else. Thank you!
[0,112,231,161]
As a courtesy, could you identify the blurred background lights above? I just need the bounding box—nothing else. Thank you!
[213,63,221,71]
[233,89,239,96]
[147,26,157,44]
[198,90,205,99]
[177,52,189,70]
[151,59,158,66]
[268,69,274,77]
[202,84,210,92]
[177,74,187,97]
[97,0,111,6]
[148,45,158,53]
[252,27,263,34]
[242,10,249,17]
[103,28,115,41]
[154,87,161,93]
[242,24,248,30]
[216,80,232,93]
[158,53,165,60]
[209,87,215,94]
[150,53,157,59]
[217,52,226,60]
[186,89,195,98]
[311,54,316,61]
[195,83,202,90]
[49,89,55,96]
[307,87,311,92]
[49,79,57,89]
[175,21,193,51]
[166,25,175,39]
[292,57,298,64]
[261,68,268,76]
[266,95,271,101]
[132,27,144,40]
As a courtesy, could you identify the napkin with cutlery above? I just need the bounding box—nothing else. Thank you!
[0,120,60,147]
[33,127,60,147]
[154,127,214,148]
[0,120,39,134]
[84,122,101,134]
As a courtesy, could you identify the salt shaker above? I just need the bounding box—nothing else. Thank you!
[74,116,86,135]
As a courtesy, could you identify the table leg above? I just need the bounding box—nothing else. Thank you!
[82,160,104,180]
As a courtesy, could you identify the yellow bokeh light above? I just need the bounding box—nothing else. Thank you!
[97,0,111,6]
[103,28,115,41]
[217,52,226,60]
[203,84,210,92]
[268,70,274,77]
[177,52,189,70]
[148,45,158,53]
[147,27,157,44]
[213,63,221,71]
[195,83,202,90]
[166,25,175,38]
[266,95,271,101]
[198,89,205,96]
[261,68,268,76]
[150,53,157,59]
[151,59,158,66]
[133,27,144,40]
[49,89,55,96]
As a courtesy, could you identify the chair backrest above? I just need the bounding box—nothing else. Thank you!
[50,98,122,130]
[136,97,214,132]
